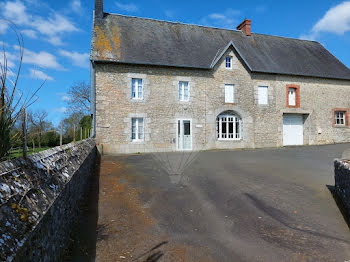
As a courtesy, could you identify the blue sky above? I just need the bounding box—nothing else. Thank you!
[1,0,350,126]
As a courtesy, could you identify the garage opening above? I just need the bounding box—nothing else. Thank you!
[283,114,304,146]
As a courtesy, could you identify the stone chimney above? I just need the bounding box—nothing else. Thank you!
[95,0,104,19]
[236,19,251,36]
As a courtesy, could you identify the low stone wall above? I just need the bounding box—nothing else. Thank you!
[0,139,97,262]
[334,159,350,224]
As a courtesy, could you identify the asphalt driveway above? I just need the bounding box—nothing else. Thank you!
[69,143,350,262]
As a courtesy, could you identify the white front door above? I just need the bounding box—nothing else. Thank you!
[177,119,192,150]
[283,114,303,146]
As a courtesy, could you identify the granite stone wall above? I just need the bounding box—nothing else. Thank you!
[334,159,350,224]
[0,139,97,262]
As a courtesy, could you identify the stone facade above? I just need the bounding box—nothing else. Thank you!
[94,47,350,154]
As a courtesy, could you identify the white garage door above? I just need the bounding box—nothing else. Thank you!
[283,114,303,146]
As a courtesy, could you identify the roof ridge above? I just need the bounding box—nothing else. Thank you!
[104,12,243,32]
[252,32,320,44]
[104,12,321,44]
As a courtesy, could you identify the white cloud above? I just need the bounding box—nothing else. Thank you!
[0,20,9,34]
[31,13,79,46]
[59,49,89,68]
[0,0,79,46]
[70,0,82,13]
[29,68,53,81]
[0,48,17,69]
[54,107,67,113]
[0,0,30,25]
[61,94,71,101]
[200,9,241,29]
[14,46,63,70]
[313,1,350,35]
[0,41,8,47]
[21,29,37,39]
[301,1,350,40]
[115,2,139,12]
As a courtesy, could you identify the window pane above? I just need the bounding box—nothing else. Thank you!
[184,82,189,100]
[183,120,190,135]
[131,118,136,139]
[178,82,183,100]
[222,121,227,138]
[236,120,240,138]
[138,79,143,98]
[138,118,143,139]
[288,88,296,106]
[131,79,136,98]
[226,57,231,68]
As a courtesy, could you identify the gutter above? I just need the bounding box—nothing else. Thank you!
[90,60,96,137]
[90,10,96,137]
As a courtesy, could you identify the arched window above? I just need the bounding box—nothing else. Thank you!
[216,111,242,140]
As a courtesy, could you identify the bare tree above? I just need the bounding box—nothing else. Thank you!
[67,81,90,114]
[0,20,44,159]
[28,109,48,148]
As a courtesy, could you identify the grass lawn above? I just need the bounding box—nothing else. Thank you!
[9,147,51,158]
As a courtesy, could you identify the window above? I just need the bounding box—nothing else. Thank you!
[131,118,144,141]
[288,88,296,106]
[225,56,232,69]
[286,85,300,108]
[335,111,346,126]
[216,111,242,140]
[178,81,189,101]
[258,86,268,105]
[224,84,234,103]
[131,78,143,99]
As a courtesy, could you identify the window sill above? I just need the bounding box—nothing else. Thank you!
[334,125,349,128]
[130,98,144,101]
[131,140,145,143]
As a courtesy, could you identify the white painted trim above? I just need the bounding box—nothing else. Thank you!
[176,118,193,151]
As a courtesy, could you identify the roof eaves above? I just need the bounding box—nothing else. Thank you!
[251,69,350,81]
[90,58,212,70]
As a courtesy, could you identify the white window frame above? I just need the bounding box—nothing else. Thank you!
[178,81,190,101]
[258,86,268,105]
[224,84,234,103]
[131,118,144,141]
[131,78,143,100]
[216,113,242,140]
[335,111,346,126]
[225,56,232,69]
[288,87,296,106]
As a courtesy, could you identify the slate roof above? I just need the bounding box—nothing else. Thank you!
[90,13,350,80]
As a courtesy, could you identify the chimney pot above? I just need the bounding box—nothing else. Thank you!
[95,0,104,19]
[236,19,251,36]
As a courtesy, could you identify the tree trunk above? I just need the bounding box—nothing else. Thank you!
[39,130,41,148]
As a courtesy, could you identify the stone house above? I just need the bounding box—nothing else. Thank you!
[90,0,350,154]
